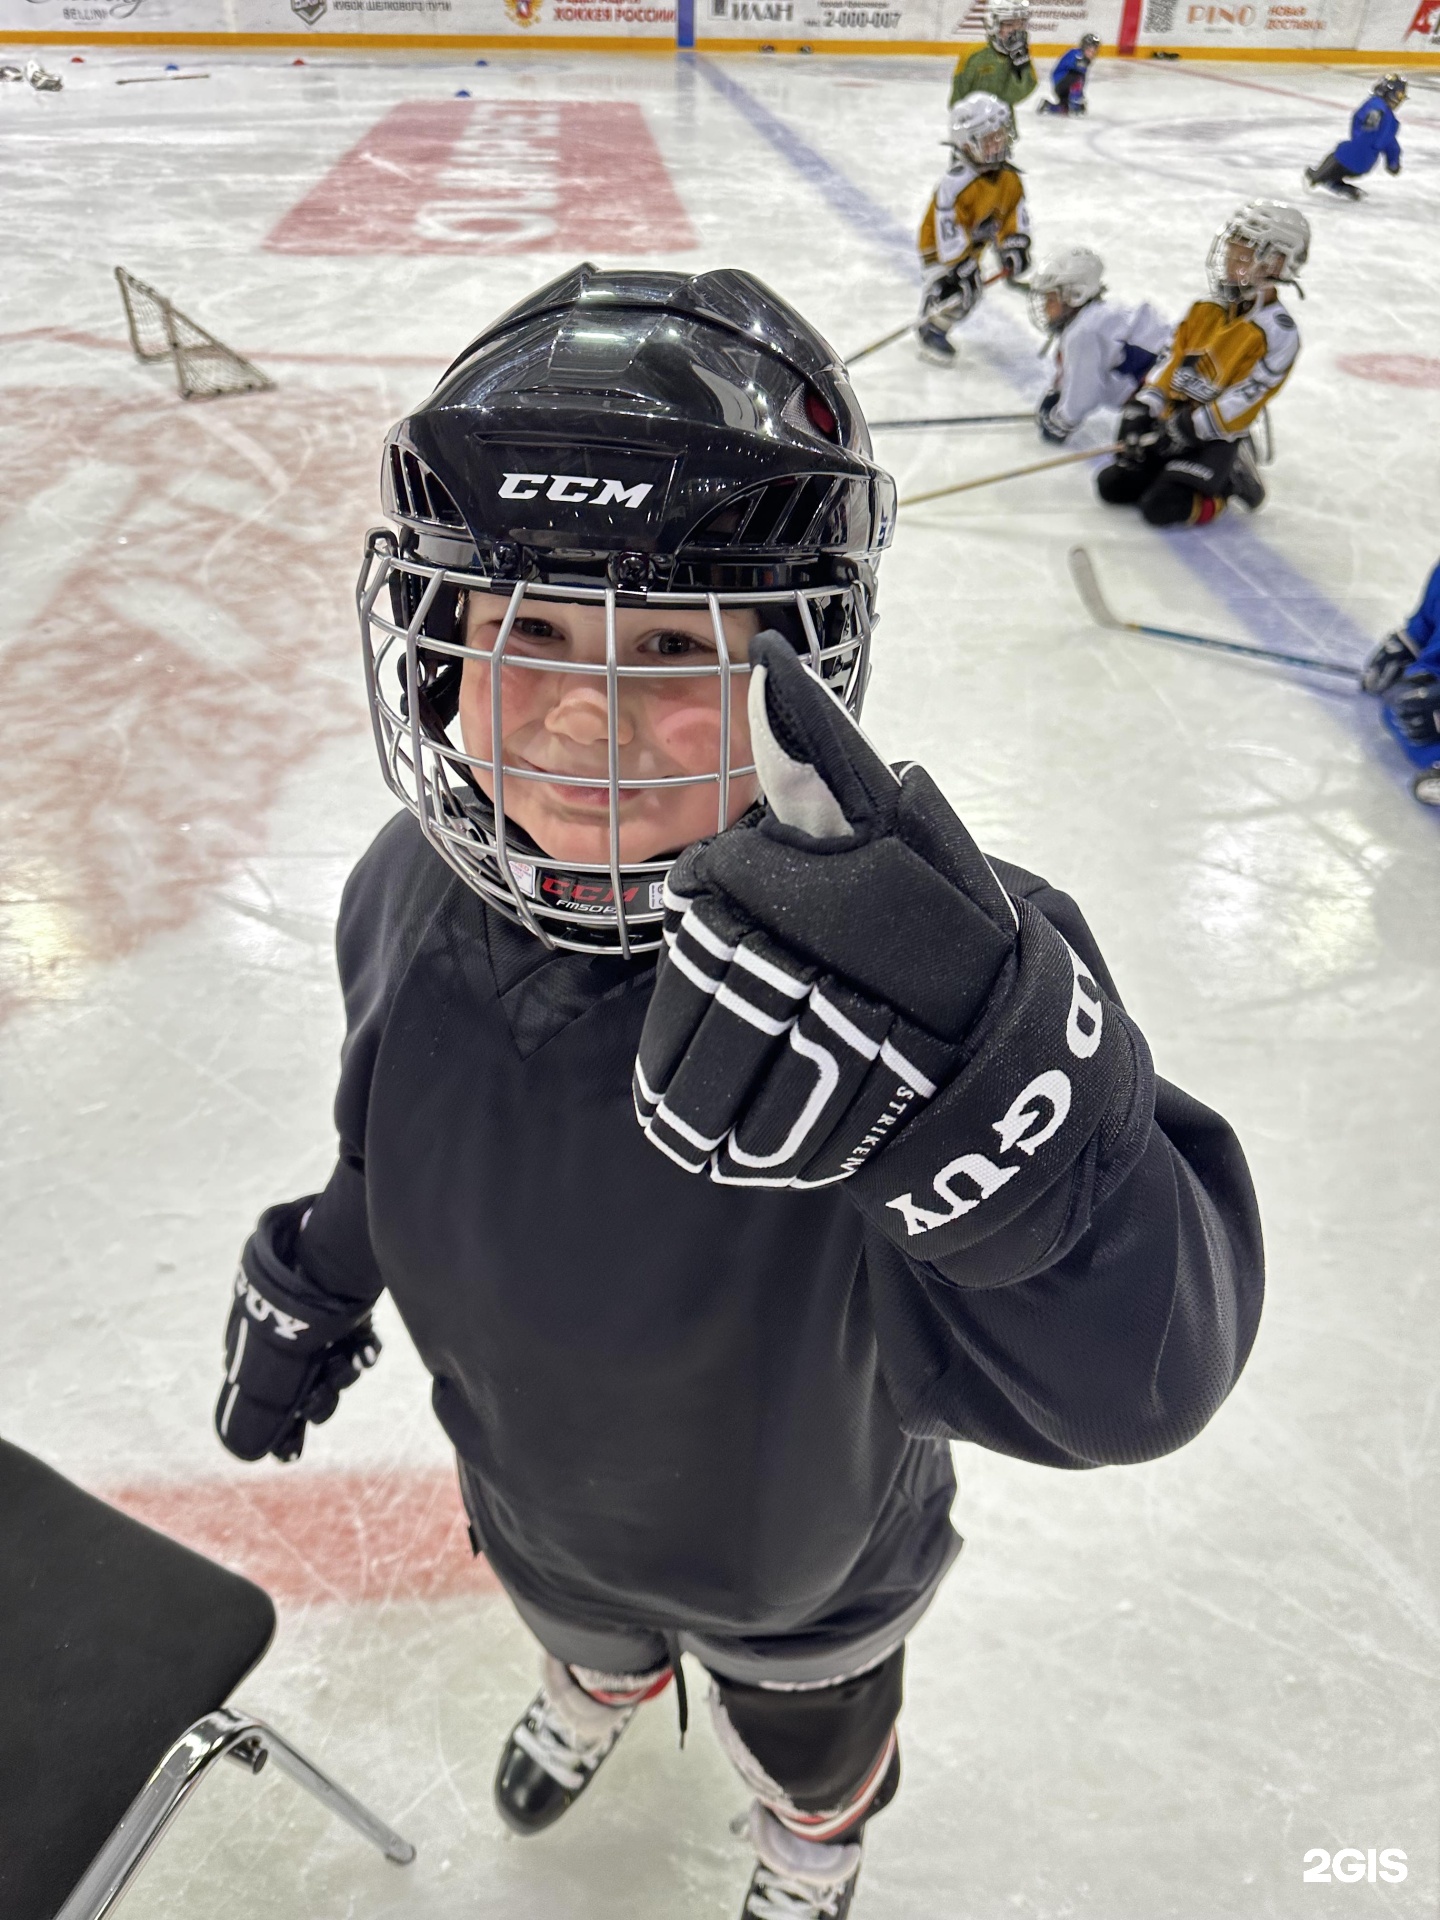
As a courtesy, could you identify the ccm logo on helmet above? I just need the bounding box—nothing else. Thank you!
[499,473,655,508]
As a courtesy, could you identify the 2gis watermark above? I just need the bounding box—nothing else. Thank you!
[1302,1848,1407,1885]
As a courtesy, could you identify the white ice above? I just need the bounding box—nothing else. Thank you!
[0,45,1437,1920]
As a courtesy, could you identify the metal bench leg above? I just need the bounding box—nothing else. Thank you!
[55,1705,415,1920]
[243,1716,417,1866]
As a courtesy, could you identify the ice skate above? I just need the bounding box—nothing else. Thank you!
[1230,436,1266,511]
[740,1805,863,1919]
[25,58,62,92]
[493,1654,669,1835]
[915,320,956,364]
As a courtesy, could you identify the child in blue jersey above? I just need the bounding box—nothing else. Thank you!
[1362,559,1440,795]
[1305,73,1404,198]
[1038,33,1098,115]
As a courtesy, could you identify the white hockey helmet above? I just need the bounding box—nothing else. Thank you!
[985,0,1030,57]
[946,91,1013,170]
[1027,246,1105,333]
[1207,200,1310,306]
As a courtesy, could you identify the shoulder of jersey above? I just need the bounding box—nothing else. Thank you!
[1255,299,1299,348]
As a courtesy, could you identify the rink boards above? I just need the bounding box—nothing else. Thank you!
[3,0,1439,59]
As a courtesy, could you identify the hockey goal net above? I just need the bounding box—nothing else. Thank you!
[115,265,274,401]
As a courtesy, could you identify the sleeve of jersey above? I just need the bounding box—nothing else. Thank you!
[1195,314,1299,440]
[850,883,1264,1467]
[948,51,977,104]
[288,813,438,1320]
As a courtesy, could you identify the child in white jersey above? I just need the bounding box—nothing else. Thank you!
[1028,247,1170,443]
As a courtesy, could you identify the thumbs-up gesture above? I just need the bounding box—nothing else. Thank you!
[633,633,1020,1190]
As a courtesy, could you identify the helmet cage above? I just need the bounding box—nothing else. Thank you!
[986,4,1030,57]
[358,531,873,959]
[1025,248,1105,335]
[1205,203,1308,308]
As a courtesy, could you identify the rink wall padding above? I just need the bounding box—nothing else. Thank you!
[4,0,1440,57]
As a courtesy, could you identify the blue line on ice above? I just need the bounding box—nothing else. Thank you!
[693,56,921,282]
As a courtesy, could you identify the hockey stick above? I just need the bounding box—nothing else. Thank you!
[870,411,1034,430]
[899,442,1120,509]
[116,72,211,82]
[844,319,920,367]
[843,271,1013,367]
[1067,546,1360,683]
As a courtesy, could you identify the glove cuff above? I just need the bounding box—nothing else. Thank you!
[848,902,1147,1273]
[236,1198,366,1354]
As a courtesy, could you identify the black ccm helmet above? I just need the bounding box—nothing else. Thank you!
[359,264,896,957]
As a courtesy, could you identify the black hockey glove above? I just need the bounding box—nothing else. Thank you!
[1036,391,1069,444]
[1159,405,1203,455]
[1117,393,1167,464]
[216,1199,381,1463]
[1385,671,1440,746]
[998,234,1030,280]
[924,260,982,325]
[633,634,1020,1188]
[1361,630,1418,696]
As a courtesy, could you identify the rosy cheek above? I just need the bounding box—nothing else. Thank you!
[647,697,750,774]
[462,664,552,761]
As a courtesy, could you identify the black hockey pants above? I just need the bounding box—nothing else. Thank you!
[1054,73,1085,113]
[487,1570,906,1841]
[1308,153,1356,189]
[1096,438,1240,527]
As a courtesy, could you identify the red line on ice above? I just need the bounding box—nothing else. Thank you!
[264,98,697,256]
[105,1466,500,1607]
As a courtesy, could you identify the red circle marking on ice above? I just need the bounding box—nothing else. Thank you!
[106,1467,500,1606]
[1336,353,1440,391]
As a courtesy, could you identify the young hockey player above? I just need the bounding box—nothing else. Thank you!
[949,2,1036,128]
[214,266,1263,1920]
[917,94,1030,364]
[1038,32,1099,115]
[1305,73,1405,199]
[1096,200,1308,527]
[1028,247,1170,442]
[1361,556,1440,796]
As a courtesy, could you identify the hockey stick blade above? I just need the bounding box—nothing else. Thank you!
[1067,547,1361,684]
[1067,544,1123,629]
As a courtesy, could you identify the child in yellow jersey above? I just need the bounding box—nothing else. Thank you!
[916,92,1030,365]
[1096,200,1309,527]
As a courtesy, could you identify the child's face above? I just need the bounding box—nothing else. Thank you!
[457,592,762,866]
[1224,238,1260,288]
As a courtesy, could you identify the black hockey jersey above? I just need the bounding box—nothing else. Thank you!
[283,813,1262,1652]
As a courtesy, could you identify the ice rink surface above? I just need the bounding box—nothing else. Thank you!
[2,43,1438,1919]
